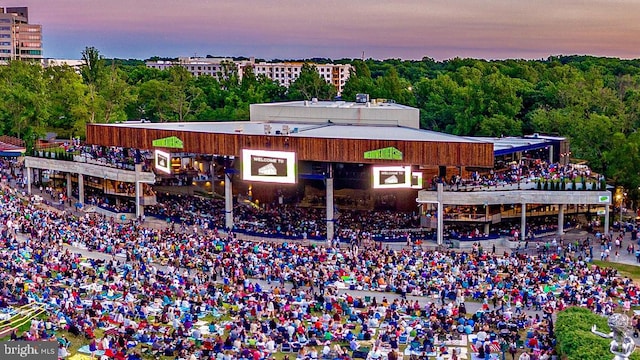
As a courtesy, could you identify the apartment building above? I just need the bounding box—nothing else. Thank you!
[146,57,352,95]
[0,6,42,63]
[147,57,253,78]
[252,62,351,94]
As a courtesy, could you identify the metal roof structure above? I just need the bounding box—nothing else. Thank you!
[466,136,559,156]
[257,100,417,110]
[113,121,486,143]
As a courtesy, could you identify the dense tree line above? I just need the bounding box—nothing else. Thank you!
[0,47,292,144]
[343,56,640,192]
[1,47,640,188]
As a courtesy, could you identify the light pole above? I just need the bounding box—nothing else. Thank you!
[622,192,627,225]
[618,192,627,227]
[620,199,622,226]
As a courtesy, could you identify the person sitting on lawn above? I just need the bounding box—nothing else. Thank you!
[84,324,95,339]
[57,343,69,359]
[349,337,360,352]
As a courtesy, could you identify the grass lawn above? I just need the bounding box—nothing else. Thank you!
[4,321,538,360]
[0,284,539,359]
[592,260,640,282]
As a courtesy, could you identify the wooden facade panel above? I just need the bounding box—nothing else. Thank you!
[87,124,494,168]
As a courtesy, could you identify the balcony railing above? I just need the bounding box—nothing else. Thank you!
[30,150,141,171]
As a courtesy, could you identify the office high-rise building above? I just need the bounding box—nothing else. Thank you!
[0,6,42,63]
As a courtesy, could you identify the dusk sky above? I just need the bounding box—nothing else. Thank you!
[6,0,640,60]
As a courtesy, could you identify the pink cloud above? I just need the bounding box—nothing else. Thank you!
[7,0,640,60]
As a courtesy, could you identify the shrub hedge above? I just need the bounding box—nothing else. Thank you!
[556,307,640,360]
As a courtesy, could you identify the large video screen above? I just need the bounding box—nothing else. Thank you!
[372,166,412,189]
[411,172,423,189]
[242,149,296,184]
[155,150,171,174]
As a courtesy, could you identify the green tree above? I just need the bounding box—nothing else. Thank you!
[137,79,174,122]
[623,87,640,131]
[341,60,376,101]
[81,46,104,86]
[287,63,335,100]
[193,74,223,110]
[477,114,522,137]
[122,65,168,85]
[98,63,133,124]
[375,67,414,105]
[0,61,48,146]
[44,65,91,138]
[217,60,240,90]
[456,70,523,135]
[571,113,618,172]
[240,65,258,91]
[415,74,464,131]
[167,66,203,121]
[255,74,287,103]
[604,132,640,190]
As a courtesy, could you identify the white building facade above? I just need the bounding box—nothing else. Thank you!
[146,57,352,95]
[42,58,84,72]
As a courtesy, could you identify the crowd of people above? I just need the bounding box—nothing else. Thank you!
[431,159,600,191]
[144,188,587,245]
[0,149,634,360]
[18,145,603,246]
[146,193,422,242]
[0,169,638,360]
[76,145,153,172]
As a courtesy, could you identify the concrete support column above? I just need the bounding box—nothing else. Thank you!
[26,167,32,195]
[134,164,144,218]
[604,203,610,237]
[437,183,444,246]
[521,202,527,241]
[326,164,334,242]
[484,205,490,235]
[78,173,84,204]
[558,204,565,235]
[135,181,142,219]
[224,172,233,231]
[326,178,334,242]
[549,146,554,164]
[66,173,72,199]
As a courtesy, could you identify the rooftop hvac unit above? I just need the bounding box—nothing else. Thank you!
[355,93,369,103]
